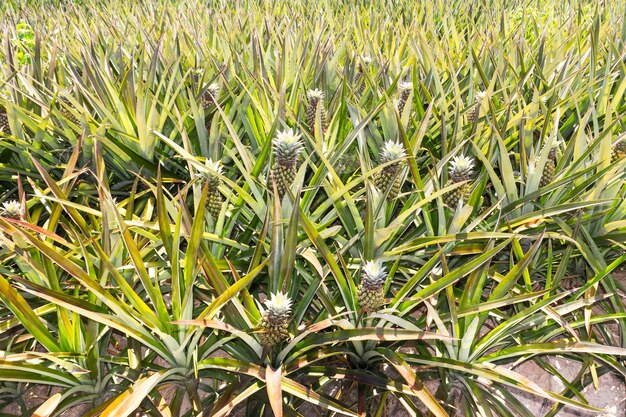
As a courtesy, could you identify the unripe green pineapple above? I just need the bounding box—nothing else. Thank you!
[258,292,292,347]
[443,155,474,208]
[611,140,626,163]
[336,150,359,176]
[374,141,406,200]
[59,97,80,126]
[271,129,303,198]
[354,55,372,95]
[397,81,413,115]
[356,260,388,312]
[200,159,223,219]
[202,83,220,109]
[466,91,486,123]
[2,200,21,220]
[539,143,559,187]
[0,107,10,135]
[306,89,327,134]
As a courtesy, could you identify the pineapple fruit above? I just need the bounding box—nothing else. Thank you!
[443,155,474,208]
[306,89,327,134]
[539,142,559,187]
[258,292,292,347]
[611,140,625,163]
[202,83,220,109]
[397,81,413,115]
[271,129,303,198]
[0,106,10,135]
[374,140,406,200]
[356,260,387,312]
[2,200,21,220]
[336,150,359,176]
[466,91,486,123]
[354,55,372,94]
[59,97,80,126]
[200,159,223,219]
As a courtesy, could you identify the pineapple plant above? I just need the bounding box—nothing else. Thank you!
[466,91,486,123]
[2,200,21,220]
[397,81,413,115]
[443,155,474,208]
[271,129,303,198]
[306,89,327,133]
[374,140,406,200]
[611,140,625,163]
[0,106,10,135]
[354,54,372,94]
[201,83,220,109]
[258,292,292,347]
[200,159,223,219]
[356,260,388,312]
[539,142,559,187]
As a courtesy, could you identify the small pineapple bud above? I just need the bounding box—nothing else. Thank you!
[271,129,304,198]
[443,155,474,208]
[0,107,10,135]
[397,81,413,115]
[611,140,626,163]
[2,200,22,220]
[306,89,327,134]
[258,292,292,347]
[202,83,220,109]
[201,159,223,219]
[357,260,388,312]
[539,141,560,187]
[58,97,80,126]
[354,55,372,94]
[466,91,486,123]
[374,141,406,200]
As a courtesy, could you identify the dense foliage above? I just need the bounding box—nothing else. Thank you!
[0,0,625,415]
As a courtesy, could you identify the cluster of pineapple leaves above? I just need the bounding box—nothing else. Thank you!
[0,0,625,416]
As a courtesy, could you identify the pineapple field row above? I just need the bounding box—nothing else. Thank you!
[0,0,625,416]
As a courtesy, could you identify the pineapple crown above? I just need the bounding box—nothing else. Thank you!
[362,260,387,283]
[205,158,222,175]
[449,155,474,176]
[307,89,324,100]
[360,55,372,65]
[548,139,562,150]
[474,91,486,101]
[273,129,303,160]
[207,83,220,97]
[381,140,406,162]
[399,81,413,91]
[2,200,21,217]
[264,291,293,316]
[194,159,222,184]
